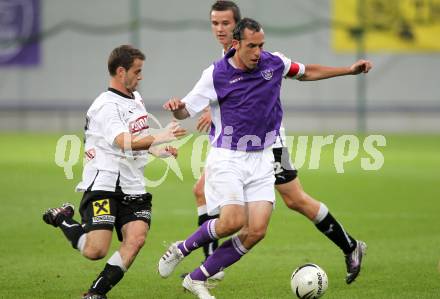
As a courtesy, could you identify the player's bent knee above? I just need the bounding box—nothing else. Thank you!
[243,230,266,247]
[284,197,303,211]
[248,229,266,242]
[126,235,146,251]
[284,192,309,212]
[82,246,108,260]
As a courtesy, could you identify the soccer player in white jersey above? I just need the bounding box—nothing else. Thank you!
[191,0,368,286]
[158,18,372,298]
[42,45,186,299]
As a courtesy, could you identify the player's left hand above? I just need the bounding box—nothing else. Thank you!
[164,145,178,158]
[149,145,178,158]
[350,59,372,75]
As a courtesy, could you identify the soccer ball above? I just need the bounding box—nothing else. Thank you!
[291,263,328,298]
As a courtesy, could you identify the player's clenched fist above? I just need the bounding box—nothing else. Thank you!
[350,59,372,75]
[163,97,186,111]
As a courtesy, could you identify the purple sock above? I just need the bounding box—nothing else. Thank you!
[178,219,218,256]
[190,235,248,281]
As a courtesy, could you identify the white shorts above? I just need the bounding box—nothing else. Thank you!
[204,147,275,216]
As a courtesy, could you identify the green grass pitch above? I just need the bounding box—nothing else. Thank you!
[0,133,439,298]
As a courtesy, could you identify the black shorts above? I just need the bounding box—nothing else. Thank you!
[272,147,298,185]
[79,189,152,241]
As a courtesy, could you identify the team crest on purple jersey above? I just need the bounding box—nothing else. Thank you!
[261,68,274,81]
[211,50,284,151]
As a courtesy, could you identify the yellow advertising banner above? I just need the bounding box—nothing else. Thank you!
[332,0,440,52]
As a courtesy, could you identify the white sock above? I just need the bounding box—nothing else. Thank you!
[76,234,87,254]
[208,218,219,239]
[313,203,329,224]
[107,251,127,272]
[197,205,207,216]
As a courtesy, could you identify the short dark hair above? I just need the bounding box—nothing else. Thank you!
[108,45,145,76]
[210,1,241,24]
[232,17,262,41]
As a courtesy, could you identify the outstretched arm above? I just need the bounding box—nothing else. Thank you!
[298,59,372,81]
[114,121,186,151]
[166,64,215,120]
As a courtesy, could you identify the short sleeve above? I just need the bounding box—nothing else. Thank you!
[182,65,217,117]
[272,51,305,79]
[95,103,129,145]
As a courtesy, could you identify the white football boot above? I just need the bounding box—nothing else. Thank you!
[158,241,185,278]
[183,275,216,299]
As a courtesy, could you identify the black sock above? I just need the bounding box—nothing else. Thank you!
[315,212,357,254]
[88,263,124,295]
[198,213,219,260]
[56,214,85,249]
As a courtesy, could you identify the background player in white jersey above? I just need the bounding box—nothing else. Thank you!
[192,0,367,285]
[158,18,372,298]
[42,45,186,299]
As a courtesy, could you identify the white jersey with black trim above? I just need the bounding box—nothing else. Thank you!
[76,89,150,194]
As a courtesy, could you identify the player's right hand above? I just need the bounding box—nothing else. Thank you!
[163,97,186,111]
[350,59,373,75]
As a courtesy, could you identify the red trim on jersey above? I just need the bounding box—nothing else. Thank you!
[287,63,300,78]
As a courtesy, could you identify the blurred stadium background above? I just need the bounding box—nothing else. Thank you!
[1,0,439,133]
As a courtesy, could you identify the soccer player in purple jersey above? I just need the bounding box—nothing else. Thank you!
[187,2,242,277]
[191,0,369,287]
[158,18,372,298]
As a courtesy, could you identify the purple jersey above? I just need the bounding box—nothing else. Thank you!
[211,49,283,151]
[182,49,303,151]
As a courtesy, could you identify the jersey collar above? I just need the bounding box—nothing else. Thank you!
[108,87,134,100]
